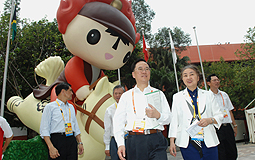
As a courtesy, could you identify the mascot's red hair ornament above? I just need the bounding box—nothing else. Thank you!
[33,0,140,102]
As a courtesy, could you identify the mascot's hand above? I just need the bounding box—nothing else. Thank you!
[76,85,93,101]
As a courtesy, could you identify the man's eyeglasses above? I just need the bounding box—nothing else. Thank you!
[136,67,151,72]
[211,79,220,82]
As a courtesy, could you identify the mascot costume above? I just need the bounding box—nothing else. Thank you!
[6,0,140,159]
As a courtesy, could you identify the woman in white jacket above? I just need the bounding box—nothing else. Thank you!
[169,65,223,160]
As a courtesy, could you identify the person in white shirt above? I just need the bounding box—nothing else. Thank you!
[40,82,84,159]
[0,116,13,158]
[169,65,223,160]
[113,59,171,160]
[104,85,125,160]
[207,74,238,160]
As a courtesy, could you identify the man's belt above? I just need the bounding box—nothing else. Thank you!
[128,129,161,135]
[50,132,75,136]
[51,132,66,136]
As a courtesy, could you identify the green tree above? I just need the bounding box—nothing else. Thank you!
[149,27,191,105]
[131,0,155,44]
[152,27,191,52]
[235,26,255,59]
[0,1,72,126]
[204,59,255,119]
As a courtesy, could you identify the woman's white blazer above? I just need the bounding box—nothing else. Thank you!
[169,88,223,148]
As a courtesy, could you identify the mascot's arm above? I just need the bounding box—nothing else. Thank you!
[65,56,91,100]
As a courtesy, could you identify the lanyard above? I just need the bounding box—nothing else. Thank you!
[132,88,153,115]
[188,93,201,119]
[219,92,225,106]
[115,102,117,109]
[56,100,71,122]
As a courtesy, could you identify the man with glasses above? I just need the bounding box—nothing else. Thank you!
[206,74,238,160]
[113,59,171,160]
[40,82,84,159]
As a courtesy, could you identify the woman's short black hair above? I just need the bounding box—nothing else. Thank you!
[181,64,203,86]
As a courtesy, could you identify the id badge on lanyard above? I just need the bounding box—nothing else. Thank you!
[131,89,152,133]
[220,93,229,118]
[190,94,204,141]
[191,128,204,141]
[65,122,73,136]
[56,100,73,136]
[132,118,145,133]
[223,109,229,118]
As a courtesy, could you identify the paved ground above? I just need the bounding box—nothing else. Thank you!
[106,142,255,160]
[167,142,255,160]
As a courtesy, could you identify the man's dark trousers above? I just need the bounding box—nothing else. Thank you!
[126,132,168,160]
[216,123,238,160]
[49,133,78,160]
[110,137,120,160]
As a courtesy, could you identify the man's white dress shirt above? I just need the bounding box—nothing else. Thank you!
[113,85,171,147]
[210,89,234,124]
[104,102,117,150]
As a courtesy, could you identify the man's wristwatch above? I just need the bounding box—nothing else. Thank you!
[211,118,215,124]
[233,124,238,128]
[78,142,83,145]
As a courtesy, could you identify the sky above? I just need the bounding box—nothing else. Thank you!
[0,0,254,46]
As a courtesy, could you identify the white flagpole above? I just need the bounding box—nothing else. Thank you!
[169,29,179,92]
[118,68,121,85]
[193,26,207,90]
[1,0,15,117]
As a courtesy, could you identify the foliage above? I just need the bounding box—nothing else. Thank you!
[149,47,190,106]
[0,1,72,127]
[132,0,155,45]
[152,27,191,53]
[235,27,255,60]
[3,17,71,98]
[149,27,191,106]
[203,59,255,119]
[3,135,48,160]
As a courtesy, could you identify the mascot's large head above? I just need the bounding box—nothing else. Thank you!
[57,0,140,70]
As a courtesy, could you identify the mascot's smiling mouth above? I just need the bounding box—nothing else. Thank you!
[105,53,113,60]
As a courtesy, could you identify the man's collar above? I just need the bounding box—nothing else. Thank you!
[134,84,151,92]
[56,98,68,105]
[209,88,220,95]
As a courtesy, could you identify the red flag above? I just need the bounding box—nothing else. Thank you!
[143,35,148,61]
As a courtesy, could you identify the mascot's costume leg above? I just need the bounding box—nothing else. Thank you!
[7,0,140,159]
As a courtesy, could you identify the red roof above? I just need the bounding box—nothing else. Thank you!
[180,43,242,63]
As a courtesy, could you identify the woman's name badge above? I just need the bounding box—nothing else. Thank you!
[132,119,145,133]
[65,123,73,136]
[191,129,204,141]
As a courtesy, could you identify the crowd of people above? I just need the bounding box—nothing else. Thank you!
[103,59,238,160]
[1,58,238,160]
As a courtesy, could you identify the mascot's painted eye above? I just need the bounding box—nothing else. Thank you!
[123,51,131,63]
[87,29,101,45]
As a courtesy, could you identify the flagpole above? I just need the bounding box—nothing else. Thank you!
[118,68,121,85]
[1,0,15,117]
[169,29,179,92]
[193,26,207,90]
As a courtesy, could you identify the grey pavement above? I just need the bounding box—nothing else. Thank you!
[106,142,255,160]
[167,142,255,160]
